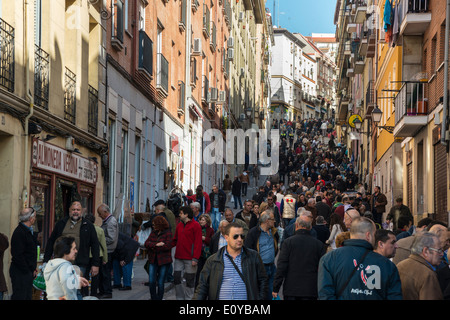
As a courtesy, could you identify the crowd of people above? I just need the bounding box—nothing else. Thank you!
[1,117,449,301]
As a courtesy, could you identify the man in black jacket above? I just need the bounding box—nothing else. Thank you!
[209,184,226,231]
[44,201,100,294]
[193,222,268,300]
[273,213,326,300]
[244,210,279,300]
[9,207,39,300]
[315,196,332,224]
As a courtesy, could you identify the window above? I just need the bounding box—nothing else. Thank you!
[111,0,124,49]
[138,30,153,77]
[134,135,141,212]
[106,118,116,209]
[120,128,129,197]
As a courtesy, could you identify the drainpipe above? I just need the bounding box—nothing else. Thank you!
[441,0,450,145]
[23,0,34,209]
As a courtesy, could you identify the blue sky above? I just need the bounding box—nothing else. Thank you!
[265,0,338,36]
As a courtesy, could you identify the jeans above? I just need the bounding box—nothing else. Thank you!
[210,208,221,231]
[113,259,133,287]
[264,263,276,300]
[233,195,243,209]
[242,183,248,196]
[149,263,170,300]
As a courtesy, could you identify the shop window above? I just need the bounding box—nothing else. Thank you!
[30,173,51,252]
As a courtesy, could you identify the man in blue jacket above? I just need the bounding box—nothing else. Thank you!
[318,216,402,300]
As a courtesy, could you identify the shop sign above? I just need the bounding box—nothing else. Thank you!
[31,138,98,184]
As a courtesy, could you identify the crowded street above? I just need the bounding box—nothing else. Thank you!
[0,0,449,307]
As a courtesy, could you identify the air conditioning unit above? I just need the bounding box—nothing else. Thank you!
[193,38,202,55]
[227,37,234,48]
[218,90,226,103]
[66,136,75,151]
[210,88,218,101]
[239,12,244,22]
[228,48,234,61]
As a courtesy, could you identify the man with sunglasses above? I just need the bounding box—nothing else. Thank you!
[194,222,268,300]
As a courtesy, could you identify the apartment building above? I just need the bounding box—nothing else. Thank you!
[0,0,106,277]
[393,0,449,223]
[335,0,449,225]
[270,28,306,122]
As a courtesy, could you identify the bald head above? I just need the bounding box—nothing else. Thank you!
[344,209,361,230]
[429,224,450,250]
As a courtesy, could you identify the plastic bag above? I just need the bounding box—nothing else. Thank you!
[33,270,46,292]
[135,221,151,247]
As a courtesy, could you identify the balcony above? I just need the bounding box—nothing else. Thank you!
[202,75,209,105]
[354,56,364,74]
[366,30,376,58]
[34,45,50,109]
[0,18,15,92]
[64,68,76,124]
[202,4,210,39]
[393,81,428,137]
[365,80,376,116]
[347,23,357,33]
[398,0,431,36]
[88,85,98,135]
[346,68,354,78]
[359,37,368,56]
[156,53,169,96]
[138,30,153,79]
[354,0,367,24]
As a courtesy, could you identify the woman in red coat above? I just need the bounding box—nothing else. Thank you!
[144,216,173,300]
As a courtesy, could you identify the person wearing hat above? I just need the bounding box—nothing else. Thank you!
[313,216,331,245]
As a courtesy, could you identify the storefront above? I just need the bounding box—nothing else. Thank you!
[30,138,98,252]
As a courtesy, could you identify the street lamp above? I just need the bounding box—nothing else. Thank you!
[371,106,394,133]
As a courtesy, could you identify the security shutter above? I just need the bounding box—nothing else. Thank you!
[433,127,448,224]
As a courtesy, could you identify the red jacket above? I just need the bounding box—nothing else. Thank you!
[145,229,173,266]
[172,220,203,261]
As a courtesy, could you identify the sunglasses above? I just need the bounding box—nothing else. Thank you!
[232,234,245,240]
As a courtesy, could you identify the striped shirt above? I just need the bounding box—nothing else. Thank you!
[218,249,247,300]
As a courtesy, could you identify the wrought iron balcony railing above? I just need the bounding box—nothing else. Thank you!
[0,18,15,92]
[156,53,169,94]
[34,45,50,109]
[88,85,98,135]
[394,81,428,124]
[64,68,76,124]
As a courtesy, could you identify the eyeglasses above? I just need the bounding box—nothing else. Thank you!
[428,247,444,255]
[232,234,245,240]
